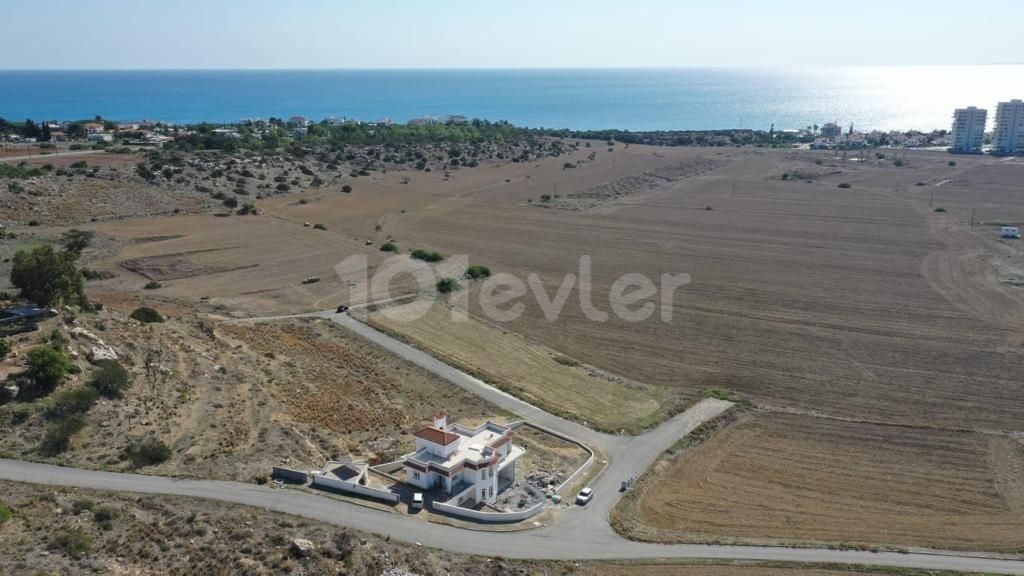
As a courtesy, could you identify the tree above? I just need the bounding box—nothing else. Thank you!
[10,245,86,308]
[41,123,52,142]
[20,345,74,399]
[23,119,39,139]
[89,360,131,398]
[0,339,10,359]
[60,229,95,257]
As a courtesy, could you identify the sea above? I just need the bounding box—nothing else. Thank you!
[1,66,1023,132]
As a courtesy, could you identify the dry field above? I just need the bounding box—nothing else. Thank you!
[368,301,679,432]
[615,411,1024,552]
[394,149,1024,431]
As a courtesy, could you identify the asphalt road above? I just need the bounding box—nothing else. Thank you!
[3,459,1024,574]
[6,309,1023,574]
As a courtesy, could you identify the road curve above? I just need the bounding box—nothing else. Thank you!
[2,459,1023,574]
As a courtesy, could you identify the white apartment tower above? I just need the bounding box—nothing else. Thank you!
[993,99,1024,155]
[949,106,987,153]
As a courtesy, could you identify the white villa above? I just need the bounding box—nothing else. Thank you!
[402,411,523,506]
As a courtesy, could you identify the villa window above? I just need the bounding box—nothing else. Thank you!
[413,471,420,480]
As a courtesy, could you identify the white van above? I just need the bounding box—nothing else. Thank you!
[1001,226,1021,239]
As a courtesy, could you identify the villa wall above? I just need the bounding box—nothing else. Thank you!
[433,499,544,523]
[311,474,400,503]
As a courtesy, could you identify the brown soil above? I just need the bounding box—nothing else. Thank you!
[619,411,1024,552]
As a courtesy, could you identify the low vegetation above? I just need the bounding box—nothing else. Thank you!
[410,248,444,262]
[129,306,163,323]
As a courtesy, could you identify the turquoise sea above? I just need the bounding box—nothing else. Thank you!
[1,67,1023,131]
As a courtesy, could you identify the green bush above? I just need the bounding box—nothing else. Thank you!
[341,185,353,193]
[934,207,947,213]
[410,249,444,262]
[465,265,491,280]
[313,223,327,230]
[379,241,397,253]
[144,281,162,289]
[436,277,461,293]
[0,502,12,525]
[948,160,956,166]
[837,182,851,189]
[48,386,99,418]
[124,436,171,468]
[72,498,96,514]
[93,505,118,524]
[0,339,10,359]
[20,345,74,399]
[130,307,163,323]
[49,529,92,559]
[89,360,131,398]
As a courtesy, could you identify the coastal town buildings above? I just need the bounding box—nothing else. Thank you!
[993,99,1024,155]
[949,106,987,153]
[402,411,522,506]
[820,122,842,138]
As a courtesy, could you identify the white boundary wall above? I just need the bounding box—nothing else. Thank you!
[433,500,544,523]
[312,475,400,503]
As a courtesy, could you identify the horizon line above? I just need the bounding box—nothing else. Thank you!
[2,63,1023,72]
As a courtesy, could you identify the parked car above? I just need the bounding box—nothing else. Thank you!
[336,305,349,313]
[576,487,594,505]
[411,492,424,510]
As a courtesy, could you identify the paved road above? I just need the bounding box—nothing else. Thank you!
[3,459,1023,574]
[9,309,1023,573]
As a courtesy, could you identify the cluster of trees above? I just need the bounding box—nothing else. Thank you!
[9,229,95,309]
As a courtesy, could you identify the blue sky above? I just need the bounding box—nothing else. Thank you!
[5,0,1022,69]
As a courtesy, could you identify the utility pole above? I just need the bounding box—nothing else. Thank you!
[929,190,934,207]
[970,208,976,227]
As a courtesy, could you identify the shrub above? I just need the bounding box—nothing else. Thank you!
[379,241,397,253]
[130,307,163,323]
[410,249,444,262]
[124,436,171,468]
[781,173,789,180]
[144,281,162,289]
[49,529,92,559]
[0,502,11,525]
[222,197,238,209]
[563,162,576,169]
[93,505,118,525]
[465,265,491,280]
[43,413,87,454]
[837,182,851,189]
[341,185,353,193]
[934,207,947,213]
[436,278,461,293]
[72,498,96,514]
[0,339,10,359]
[948,160,956,166]
[20,345,74,399]
[313,223,327,230]
[48,386,99,418]
[893,158,905,167]
[89,360,131,398]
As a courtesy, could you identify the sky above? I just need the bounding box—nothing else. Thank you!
[4,0,1022,69]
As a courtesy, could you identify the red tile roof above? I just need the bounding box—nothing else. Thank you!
[414,426,459,446]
